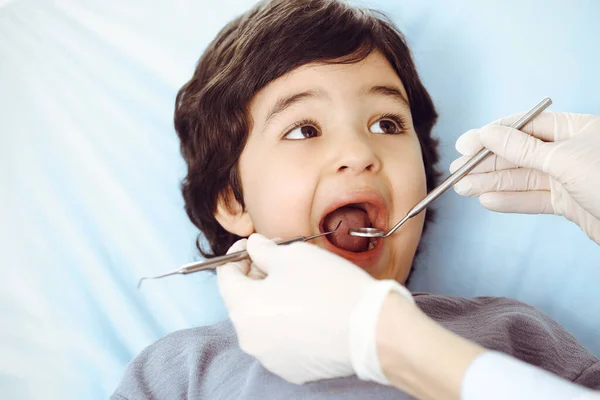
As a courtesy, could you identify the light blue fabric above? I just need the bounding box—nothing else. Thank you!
[1,0,598,398]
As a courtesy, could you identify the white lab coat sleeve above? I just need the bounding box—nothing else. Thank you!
[461,351,600,400]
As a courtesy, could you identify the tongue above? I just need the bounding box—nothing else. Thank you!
[323,206,371,253]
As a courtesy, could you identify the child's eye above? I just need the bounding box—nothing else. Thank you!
[369,114,406,135]
[283,121,321,140]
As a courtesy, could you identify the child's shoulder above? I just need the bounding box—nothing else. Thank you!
[136,318,237,361]
[414,291,565,337]
[112,319,251,400]
[413,292,543,318]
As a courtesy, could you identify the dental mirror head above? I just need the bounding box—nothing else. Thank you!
[349,215,411,238]
[347,227,386,238]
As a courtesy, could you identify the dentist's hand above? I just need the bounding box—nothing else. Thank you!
[217,236,599,400]
[450,112,600,245]
[217,234,414,385]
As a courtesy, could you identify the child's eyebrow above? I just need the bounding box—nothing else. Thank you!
[365,85,410,110]
[264,89,326,127]
[261,85,409,131]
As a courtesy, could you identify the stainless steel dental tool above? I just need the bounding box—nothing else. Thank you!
[349,97,553,239]
[137,222,342,288]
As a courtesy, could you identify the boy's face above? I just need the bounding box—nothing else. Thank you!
[216,51,427,283]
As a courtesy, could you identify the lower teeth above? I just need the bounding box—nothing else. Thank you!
[367,239,377,250]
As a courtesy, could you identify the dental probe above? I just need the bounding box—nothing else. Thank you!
[137,222,341,288]
[349,97,553,239]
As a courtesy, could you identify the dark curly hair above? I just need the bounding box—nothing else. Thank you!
[174,0,440,258]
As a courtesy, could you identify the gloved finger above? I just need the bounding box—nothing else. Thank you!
[217,260,256,310]
[479,191,554,214]
[479,125,555,173]
[247,262,268,280]
[456,111,560,157]
[227,238,248,254]
[244,236,281,279]
[453,168,550,196]
[246,233,284,275]
[224,238,251,275]
[490,111,557,142]
[455,129,483,156]
[225,239,266,280]
[449,154,516,175]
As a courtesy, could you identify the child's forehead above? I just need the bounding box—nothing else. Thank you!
[249,51,409,117]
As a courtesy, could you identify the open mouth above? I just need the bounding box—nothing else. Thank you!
[320,202,382,253]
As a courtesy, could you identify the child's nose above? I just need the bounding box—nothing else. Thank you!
[335,134,382,175]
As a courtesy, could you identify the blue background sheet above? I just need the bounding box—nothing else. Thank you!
[1,0,599,398]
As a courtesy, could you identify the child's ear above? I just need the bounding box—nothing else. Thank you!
[214,190,254,237]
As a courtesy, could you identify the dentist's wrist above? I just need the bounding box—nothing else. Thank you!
[350,280,414,385]
[376,292,485,400]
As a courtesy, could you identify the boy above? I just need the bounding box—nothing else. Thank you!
[113,0,599,398]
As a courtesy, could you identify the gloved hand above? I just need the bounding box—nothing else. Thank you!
[217,234,414,385]
[223,238,267,280]
[450,112,600,245]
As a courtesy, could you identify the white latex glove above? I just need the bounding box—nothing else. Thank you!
[223,238,267,280]
[450,112,600,245]
[217,234,414,385]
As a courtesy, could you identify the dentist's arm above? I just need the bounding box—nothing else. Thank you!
[379,292,600,400]
[375,290,484,399]
[217,236,600,400]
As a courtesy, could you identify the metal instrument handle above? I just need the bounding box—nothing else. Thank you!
[179,236,305,274]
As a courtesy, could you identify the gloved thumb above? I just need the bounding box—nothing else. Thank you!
[479,125,555,174]
[246,233,283,275]
[217,260,254,310]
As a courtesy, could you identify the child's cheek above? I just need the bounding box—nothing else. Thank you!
[243,161,316,239]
